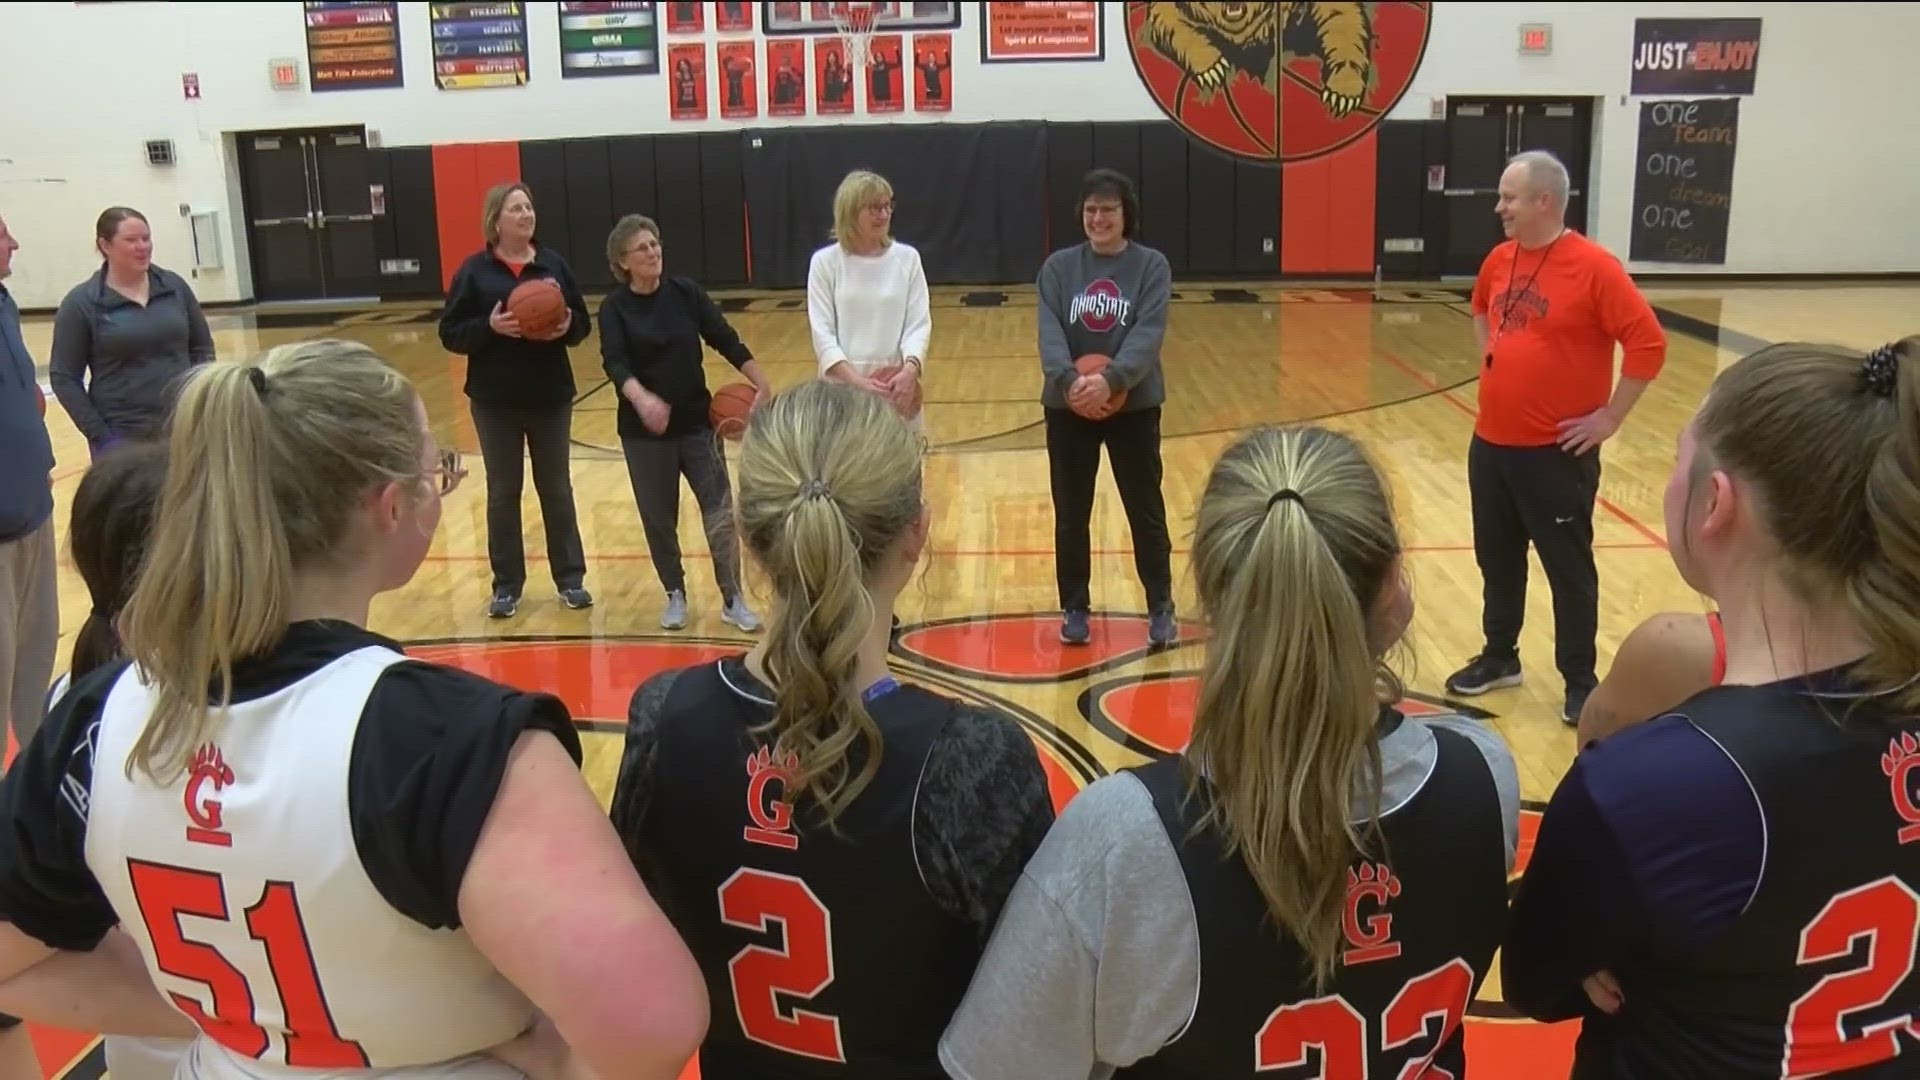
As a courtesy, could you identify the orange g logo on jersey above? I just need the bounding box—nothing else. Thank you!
[1881,731,1920,845]
[744,745,802,852]
[1342,861,1404,966]
[184,742,235,848]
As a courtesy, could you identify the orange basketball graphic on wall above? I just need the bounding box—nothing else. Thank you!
[1125,1,1433,164]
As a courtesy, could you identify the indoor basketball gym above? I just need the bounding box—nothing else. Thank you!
[3,1,1917,1077]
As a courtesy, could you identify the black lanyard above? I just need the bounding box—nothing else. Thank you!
[1486,230,1564,367]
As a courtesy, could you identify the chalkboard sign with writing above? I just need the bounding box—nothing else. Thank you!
[1630,97,1738,264]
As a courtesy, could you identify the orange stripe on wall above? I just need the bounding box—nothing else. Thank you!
[431,142,524,291]
[1280,131,1380,275]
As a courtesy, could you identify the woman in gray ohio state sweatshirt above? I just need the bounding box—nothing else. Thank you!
[1033,168,1177,651]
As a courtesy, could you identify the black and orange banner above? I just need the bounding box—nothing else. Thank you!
[911,32,951,113]
[864,33,904,114]
[814,37,853,115]
[767,39,808,117]
[980,1,1102,63]
[667,41,707,119]
[303,1,403,91]
[716,39,758,119]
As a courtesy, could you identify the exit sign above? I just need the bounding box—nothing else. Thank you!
[269,57,300,90]
[1519,23,1552,55]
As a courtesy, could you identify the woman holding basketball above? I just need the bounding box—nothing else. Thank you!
[1506,338,1920,1077]
[610,378,1055,1078]
[600,213,769,633]
[806,169,930,421]
[438,181,594,621]
[1037,169,1176,648]
[939,424,1520,1078]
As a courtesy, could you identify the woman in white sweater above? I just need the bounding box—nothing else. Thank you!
[806,169,931,419]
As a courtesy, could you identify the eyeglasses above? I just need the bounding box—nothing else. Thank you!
[431,448,467,496]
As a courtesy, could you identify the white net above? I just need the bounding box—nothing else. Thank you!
[832,1,881,68]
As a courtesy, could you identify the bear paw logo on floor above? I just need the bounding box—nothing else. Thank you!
[1125,0,1434,164]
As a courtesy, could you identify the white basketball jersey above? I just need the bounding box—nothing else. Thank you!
[84,646,538,1078]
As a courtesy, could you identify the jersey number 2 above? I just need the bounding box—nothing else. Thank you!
[128,860,368,1068]
[1256,959,1475,1079]
[717,868,846,1064]
[1784,876,1920,1076]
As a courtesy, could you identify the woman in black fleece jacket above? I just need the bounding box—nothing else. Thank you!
[438,182,594,620]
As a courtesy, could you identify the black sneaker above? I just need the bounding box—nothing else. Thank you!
[1445,653,1522,696]
[1563,685,1593,727]
[559,587,594,610]
[487,591,519,619]
[1060,609,1090,645]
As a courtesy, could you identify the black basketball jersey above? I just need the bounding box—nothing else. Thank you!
[637,661,981,1078]
[1117,721,1510,1080]
[1586,683,1920,1079]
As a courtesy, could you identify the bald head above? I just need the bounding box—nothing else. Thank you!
[1497,150,1570,247]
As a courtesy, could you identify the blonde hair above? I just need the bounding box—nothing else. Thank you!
[735,379,924,822]
[119,340,431,782]
[606,214,660,284]
[1691,336,1920,714]
[481,182,534,248]
[1186,425,1405,989]
[830,170,893,250]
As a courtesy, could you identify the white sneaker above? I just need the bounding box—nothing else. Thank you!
[660,590,688,630]
[721,595,762,633]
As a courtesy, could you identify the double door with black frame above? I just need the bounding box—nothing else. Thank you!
[1440,97,1594,276]
[237,126,380,301]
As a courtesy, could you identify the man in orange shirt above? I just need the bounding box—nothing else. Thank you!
[1447,150,1666,725]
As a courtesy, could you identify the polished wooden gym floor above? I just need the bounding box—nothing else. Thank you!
[15,278,1916,1078]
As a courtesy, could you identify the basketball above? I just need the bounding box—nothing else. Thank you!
[872,364,923,419]
[507,278,567,339]
[709,381,758,441]
[1070,353,1127,421]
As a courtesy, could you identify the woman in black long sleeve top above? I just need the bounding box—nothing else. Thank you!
[437,182,594,619]
[600,214,770,633]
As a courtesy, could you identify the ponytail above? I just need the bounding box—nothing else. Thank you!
[1849,337,1920,714]
[735,379,926,825]
[1188,426,1402,989]
[117,341,427,782]
[121,364,293,780]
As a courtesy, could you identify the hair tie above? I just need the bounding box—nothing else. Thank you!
[800,478,832,501]
[249,367,269,397]
[1267,488,1304,511]
[1863,344,1900,398]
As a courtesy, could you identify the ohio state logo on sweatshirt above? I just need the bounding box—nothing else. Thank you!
[1069,279,1132,332]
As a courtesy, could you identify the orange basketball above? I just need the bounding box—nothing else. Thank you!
[507,278,566,339]
[872,364,923,419]
[1071,353,1127,421]
[709,382,758,441]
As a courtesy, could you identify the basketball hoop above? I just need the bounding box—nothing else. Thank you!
[831,0,880,68]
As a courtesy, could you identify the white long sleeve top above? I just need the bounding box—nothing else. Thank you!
[806,239,932,376]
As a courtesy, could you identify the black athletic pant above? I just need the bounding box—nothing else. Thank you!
[1468,435,1601,691]
[1046,406,1173,612]
[470,401,587,596]
[621,427,743,599]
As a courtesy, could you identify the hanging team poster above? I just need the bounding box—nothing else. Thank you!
[715,0,753,32]
[767,38,808,117]
[431,1,530,89]
[865,33,904,113]
[1631,18,1761,96]
[911,31,951,112]
[663,0,702,33]
[1629,97,1739,264]
[980,1,1102,63]
[667,41,708,119]
[814,37,853,115]
[716,40,759,119]
[303,1,404,91]
[558,1,659,78]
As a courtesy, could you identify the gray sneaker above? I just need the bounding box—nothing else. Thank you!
[722,595,762,633]
[660,590,688,630]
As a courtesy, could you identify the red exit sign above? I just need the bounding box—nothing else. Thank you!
[1520,23,1552,55]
